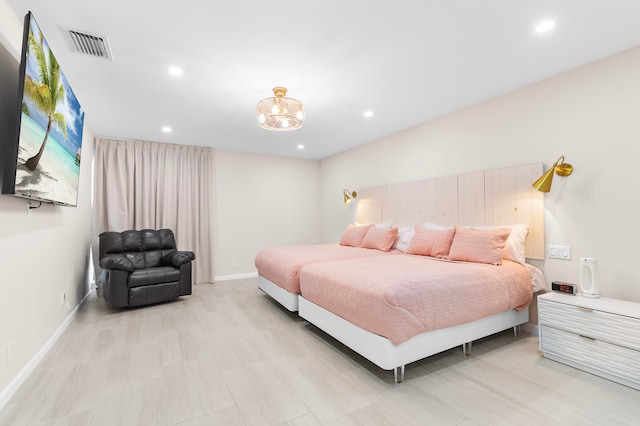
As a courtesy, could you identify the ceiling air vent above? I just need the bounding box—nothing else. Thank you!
[64,28,114,61]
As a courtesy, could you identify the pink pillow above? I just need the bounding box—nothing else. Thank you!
[361,226,399,251]
[407,225,456,258]
[339,224,372,247]
[448,227,512,265]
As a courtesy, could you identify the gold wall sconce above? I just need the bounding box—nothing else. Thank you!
[343,189,357,204]
[533,156,573,192]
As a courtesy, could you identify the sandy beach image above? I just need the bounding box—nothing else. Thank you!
[14,114,78,205]
[11,14,84,206]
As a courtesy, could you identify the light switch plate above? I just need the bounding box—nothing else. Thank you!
[548,244,571,260]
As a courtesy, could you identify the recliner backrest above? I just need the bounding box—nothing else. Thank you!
[99,229,177,269]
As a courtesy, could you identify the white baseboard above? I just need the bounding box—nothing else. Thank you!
[0,290,93,411]
[214,272,258,282]
[523,322,539,337]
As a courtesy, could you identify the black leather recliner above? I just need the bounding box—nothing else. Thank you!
[98,229,195,308]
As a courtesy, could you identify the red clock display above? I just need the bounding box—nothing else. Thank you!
[551,281,575,294]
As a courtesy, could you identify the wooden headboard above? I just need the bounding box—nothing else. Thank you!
[355,163,545,260]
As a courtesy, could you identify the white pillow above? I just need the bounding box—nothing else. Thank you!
[392,226,415,252]
[503,224,529,264]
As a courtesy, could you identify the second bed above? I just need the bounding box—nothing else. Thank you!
[255,243,394,311]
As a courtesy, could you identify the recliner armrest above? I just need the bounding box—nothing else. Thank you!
[100,255,135,272]
[163,251,195,267]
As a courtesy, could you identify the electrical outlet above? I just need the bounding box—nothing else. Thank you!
[231,260,238,268]
[549,244,571,260]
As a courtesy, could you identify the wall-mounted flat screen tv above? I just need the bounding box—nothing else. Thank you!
[1,12,84,207]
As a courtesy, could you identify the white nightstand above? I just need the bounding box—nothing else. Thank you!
[538,292,640,390]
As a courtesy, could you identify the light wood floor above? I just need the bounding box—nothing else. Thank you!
[1,278,638,425]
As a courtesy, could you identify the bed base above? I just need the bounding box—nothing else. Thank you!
[298,296,529,383]
[258,275,299,311]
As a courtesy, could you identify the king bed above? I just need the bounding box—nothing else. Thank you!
[298,254,535,382]
[255,163,547,382]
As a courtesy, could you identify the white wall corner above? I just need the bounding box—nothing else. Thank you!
[0,290,94,412]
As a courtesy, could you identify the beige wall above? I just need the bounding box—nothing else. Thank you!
[321,45,640,303]
[0,0,21,57]
[0,3,94,400]
[214,150,320,277]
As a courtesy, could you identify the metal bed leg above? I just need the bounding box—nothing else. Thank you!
[513,324,522,337]
[394,365,405,383]
[463,341,472,356]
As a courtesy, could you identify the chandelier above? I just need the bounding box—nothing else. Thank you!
[256,87,304,131]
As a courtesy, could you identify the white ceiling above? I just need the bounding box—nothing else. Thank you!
[6,1,640,160]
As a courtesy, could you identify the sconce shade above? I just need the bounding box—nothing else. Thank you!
[533,156,573,193]
[343,189,357,205]
[532,167,556,193]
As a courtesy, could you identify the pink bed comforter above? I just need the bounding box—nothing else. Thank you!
[299,254,532,345]
[255,244,393,294]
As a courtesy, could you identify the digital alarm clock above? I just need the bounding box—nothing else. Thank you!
[551,281,577,295]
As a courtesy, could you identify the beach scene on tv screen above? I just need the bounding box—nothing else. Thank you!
[14,15,84,206]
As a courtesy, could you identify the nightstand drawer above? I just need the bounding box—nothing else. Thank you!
[539,298,640,350]
[540,325,640,387]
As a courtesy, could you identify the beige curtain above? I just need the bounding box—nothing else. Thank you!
[93,138,215,284]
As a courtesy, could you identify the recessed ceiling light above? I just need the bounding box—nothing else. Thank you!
[363,111,374,118]
[162,126,172,133]
[535,20,555,34]
[168,66,183,76]
[297,144,304,150]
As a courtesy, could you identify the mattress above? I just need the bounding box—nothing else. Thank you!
[255,244,392,294]
[299,254,532,346]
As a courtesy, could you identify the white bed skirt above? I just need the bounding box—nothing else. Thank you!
[298,296,529,372]
[258,275,299,311]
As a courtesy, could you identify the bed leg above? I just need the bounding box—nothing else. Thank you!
[394,365,405,383]
[463,341,472,356]
[513,324,522,337]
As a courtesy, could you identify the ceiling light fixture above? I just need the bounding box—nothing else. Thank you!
[363,111,374,118]
[168,66,183,76]
[162,126,172,133]
[257,87,304,131]
[535,20,555,34]
[297,144,304,150]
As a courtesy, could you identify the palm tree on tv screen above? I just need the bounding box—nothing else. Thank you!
[23,29,67,171]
